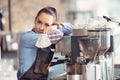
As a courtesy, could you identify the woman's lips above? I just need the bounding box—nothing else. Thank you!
[37,30,44,33]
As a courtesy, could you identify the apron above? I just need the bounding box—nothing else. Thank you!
[20,48,54,80]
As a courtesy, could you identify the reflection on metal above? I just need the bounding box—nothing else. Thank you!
[55,29,87,56]
[79,36,100,62]
[72,29,87,36]
[67,64,86,80]
[55,36,71,56]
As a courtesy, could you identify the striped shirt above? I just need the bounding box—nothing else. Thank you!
[48,30,63,44]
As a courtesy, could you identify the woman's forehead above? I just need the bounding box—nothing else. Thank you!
[37,12,54,24]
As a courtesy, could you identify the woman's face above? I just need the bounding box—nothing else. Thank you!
[34,12,54,33]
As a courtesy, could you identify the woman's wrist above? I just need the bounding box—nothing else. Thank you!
[57,24,64,29]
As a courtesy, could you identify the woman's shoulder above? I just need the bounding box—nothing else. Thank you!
[19,31,39,47]
[21,30,38,37]
[20,30,39,41]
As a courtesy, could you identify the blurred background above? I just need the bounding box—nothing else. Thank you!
[1,0,120,80]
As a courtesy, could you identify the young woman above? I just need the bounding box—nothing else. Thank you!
[17,6,73,80]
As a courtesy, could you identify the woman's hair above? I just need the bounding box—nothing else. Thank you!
[35,6,57,22]
[0,13,3,19]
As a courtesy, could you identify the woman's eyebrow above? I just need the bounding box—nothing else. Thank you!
[52,23,57,25]
[45,23,50,26]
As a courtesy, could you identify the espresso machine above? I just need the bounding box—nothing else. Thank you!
[53,27,113,80]
[49,16,120,80]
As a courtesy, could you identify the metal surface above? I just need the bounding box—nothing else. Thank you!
[67,75,82,80]
[78,36,100,62]
[55,36,71,56]
[54,28,116,80]
[55,29,87,56]
[72,29,87,36]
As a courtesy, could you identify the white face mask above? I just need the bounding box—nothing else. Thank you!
[35,34,51,48]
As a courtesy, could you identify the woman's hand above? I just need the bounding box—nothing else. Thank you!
[44,24,63,33]
[44,25,57,33]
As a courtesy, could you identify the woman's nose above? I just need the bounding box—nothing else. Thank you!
[39,24,44,30]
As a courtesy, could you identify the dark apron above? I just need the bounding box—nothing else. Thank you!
[20,48,54,80]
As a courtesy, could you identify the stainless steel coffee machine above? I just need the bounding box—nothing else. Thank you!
[54,28,113,80]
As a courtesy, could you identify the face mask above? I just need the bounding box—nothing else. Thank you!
[35,34,51,48]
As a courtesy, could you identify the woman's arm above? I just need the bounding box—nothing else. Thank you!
[47,29,63,44]
[60,23,73,35]
[47,22,73,44]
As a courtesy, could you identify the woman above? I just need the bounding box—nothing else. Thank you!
[17,6,73,80]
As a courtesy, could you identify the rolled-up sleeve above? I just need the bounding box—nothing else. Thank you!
[48,23,73,44]
[60,23,73,35]
[47,30,63,44]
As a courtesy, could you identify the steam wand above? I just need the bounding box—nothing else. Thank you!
[103,16,120,26]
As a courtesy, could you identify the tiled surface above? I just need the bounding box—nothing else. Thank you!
[0,52,18,80]
[0,59,17,80]
[0,71,17,80]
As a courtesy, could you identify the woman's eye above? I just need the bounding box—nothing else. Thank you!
[37,20,42,24]
[45,24,50,27]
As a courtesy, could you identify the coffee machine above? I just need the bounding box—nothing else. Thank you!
[52,28,113,80]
